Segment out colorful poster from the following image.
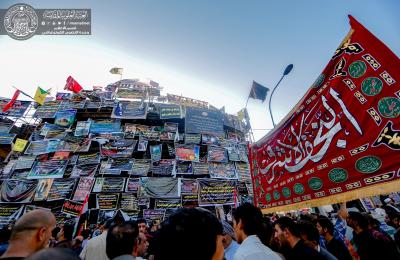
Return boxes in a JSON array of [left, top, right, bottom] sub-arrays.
[[0, 179, 38, 203], [27, 160, 68, 179], [101, 139, 136, 158], [208, 146, 228, 163], [198, 179, 236, 206], [112, 101, 148, 119], [175, 145, 200, 162], [185, 107, 224, 137], [62, 200, 84, 217], [52, 151, 70, 160], [34, 179, 54, 201], [139, 177, 180, 198], [180, 179, 199, 194], [151, 159, 175, 176], [24, 139, 61, 155], [56, 92, 72, 100], [75, 121, 91, 136], [125, 178, 140, 193], [54, 109, 77, 127], [209, 163, 237, 179], [60, 134, 91, 153], [124, 123, 137, 138], [90, 119, 121, 133], [155, 199, 182, 209], [0, 100, 31, 117], [14, 156, 36, 170], [250, 16, 400, 212], [137, 139, 148, 152], [73, 177, 95, 201], [96, 194, 119, 210], [0, 133, 16, 145], [202, 134, 220, 146], [47, 179, 76, 201], [175, 161, 193, 174], [150, 144, 162, 162]]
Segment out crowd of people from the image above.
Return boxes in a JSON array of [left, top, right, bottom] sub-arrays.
[[0, 201, 400, 260]]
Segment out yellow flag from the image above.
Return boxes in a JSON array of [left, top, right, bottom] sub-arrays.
[[13, 138, 28, 152], [34, 87, 48, 105]]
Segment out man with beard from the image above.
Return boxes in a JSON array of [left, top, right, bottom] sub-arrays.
[[273, 217, 324, 260]]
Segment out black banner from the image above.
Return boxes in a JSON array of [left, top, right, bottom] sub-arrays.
[[198, 179, 236, 206], [185, 107, 224, 137]]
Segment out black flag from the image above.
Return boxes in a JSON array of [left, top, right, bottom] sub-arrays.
[[249, 81, 269, 102]]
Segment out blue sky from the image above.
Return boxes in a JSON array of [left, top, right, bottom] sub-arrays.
[[1, 0, 399, 140]]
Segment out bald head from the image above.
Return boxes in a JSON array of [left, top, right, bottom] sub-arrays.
[[2, 209, 57, 258], [11, 209, 56, 239]]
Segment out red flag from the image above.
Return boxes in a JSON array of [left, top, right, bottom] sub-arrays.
[[2, 90, 20, 113], [65, 76, 83, 93], [250, 15, 400, 213]]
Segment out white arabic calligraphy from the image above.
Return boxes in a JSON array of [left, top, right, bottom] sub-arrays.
[[260, 88, 362, 184]]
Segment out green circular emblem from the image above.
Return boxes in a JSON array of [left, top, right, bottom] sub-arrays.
[[265, 193, 271, 202], [361, 77, 383, 96], [312, 74, 325, 88], [293, 183, 305, 195], [282, 187, 291, 198], [308, 177, 323, 191], [328, 168, 348, 183], [355, 156, 382, 174], [273, 190, 280, 200], [348, 60, 367, 78], [378, 97, 400, 118]]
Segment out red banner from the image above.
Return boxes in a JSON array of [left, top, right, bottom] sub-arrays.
[[250, 16, 400, 212]]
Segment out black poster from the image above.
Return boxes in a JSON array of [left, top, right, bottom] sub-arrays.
[[185, 107, 224, 137]]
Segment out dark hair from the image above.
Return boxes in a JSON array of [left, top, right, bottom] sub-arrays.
[[258, 217, 274, 247], [52, 226, 61, 239], [137, 218, 147, 225], [297, 221, 320, 243], [274, 216, 300, 237], [81, 229, 90, 239], [152, 208, 223, 260], [63, 223, 75, 241], [232, 203, 263, 236], [348, 212, 368, 230], [106, 221, 139, 259], [103, 219, 115, 230], [25, 248, 80, 260], [317, 217, 334, 235]]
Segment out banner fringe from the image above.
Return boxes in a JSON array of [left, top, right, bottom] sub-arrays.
[[261, 179, 400, 214]]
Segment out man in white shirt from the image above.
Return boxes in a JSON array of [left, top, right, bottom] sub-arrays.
[[80, 219, 114, 260], [232, 203, 282, 260]]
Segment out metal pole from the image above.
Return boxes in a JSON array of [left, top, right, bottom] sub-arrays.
[[268, 74, 285, 127]]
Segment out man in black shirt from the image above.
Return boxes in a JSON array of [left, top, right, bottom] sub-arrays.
[[347, 211, 400, 260], [274, 217, 324, 260], [316, 217, 352, 260]]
